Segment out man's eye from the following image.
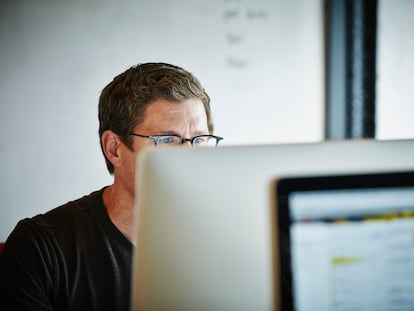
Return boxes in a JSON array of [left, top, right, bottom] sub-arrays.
[[158, 136, 179, 144], [193, 137, 207, 145]]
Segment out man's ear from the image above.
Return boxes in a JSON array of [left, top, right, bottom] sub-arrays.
[[101, 130, 122, 169]]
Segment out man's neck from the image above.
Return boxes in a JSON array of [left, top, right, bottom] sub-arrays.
[[103, 185, 137, 245]]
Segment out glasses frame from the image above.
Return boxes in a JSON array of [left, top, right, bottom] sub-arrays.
[[129, 133, 223, 147]]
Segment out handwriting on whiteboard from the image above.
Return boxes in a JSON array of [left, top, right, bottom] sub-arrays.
[[222, 0, 269, 70]]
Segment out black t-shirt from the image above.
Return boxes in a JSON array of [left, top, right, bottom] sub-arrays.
[[0, 188, 133, 311]]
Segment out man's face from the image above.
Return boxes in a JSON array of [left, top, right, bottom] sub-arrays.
[[118, 98, 209, 195]]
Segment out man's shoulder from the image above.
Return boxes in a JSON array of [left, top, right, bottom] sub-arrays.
[[18, 188, 106, 232], [44, 188, 105, 221]]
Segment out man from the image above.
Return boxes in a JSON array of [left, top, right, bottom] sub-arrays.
[[0, 63, 223, 310]]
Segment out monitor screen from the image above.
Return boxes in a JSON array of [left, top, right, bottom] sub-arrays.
[[276, 171, 414, 311]]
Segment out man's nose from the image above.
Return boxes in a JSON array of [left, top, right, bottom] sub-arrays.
[[181, 139, 192, 148]]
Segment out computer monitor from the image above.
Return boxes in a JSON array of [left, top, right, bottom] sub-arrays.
[[130, 139, 414, 310], [274, 171, 414, 311]]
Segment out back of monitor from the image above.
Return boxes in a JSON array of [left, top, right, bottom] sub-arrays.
[[131, 139, 414, 311]]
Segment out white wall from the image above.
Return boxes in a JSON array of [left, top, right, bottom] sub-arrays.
[[0, 0, 324, 240], [376, 0, 414, 139]]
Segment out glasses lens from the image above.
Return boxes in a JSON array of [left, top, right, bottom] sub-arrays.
[[156, 135, 182, 146], [192, 135, 219, 147]]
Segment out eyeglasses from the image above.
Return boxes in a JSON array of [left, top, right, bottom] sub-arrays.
[[129, 133, 223, 147]]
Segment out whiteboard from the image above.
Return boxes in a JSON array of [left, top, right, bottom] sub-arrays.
[[129, 0, 325, 145]]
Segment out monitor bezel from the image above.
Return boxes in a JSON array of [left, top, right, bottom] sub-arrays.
[[275, 170, 414, 310]]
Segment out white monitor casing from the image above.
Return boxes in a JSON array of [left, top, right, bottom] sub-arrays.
[[131, 139, 414, 311]]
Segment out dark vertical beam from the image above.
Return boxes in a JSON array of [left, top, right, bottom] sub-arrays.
[[346, 0, 378, 138], [325, 0, 378, 139]]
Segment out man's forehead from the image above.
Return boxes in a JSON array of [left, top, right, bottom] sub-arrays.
[[146, 98, 204, 113], [137, 98, 208, 130]]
